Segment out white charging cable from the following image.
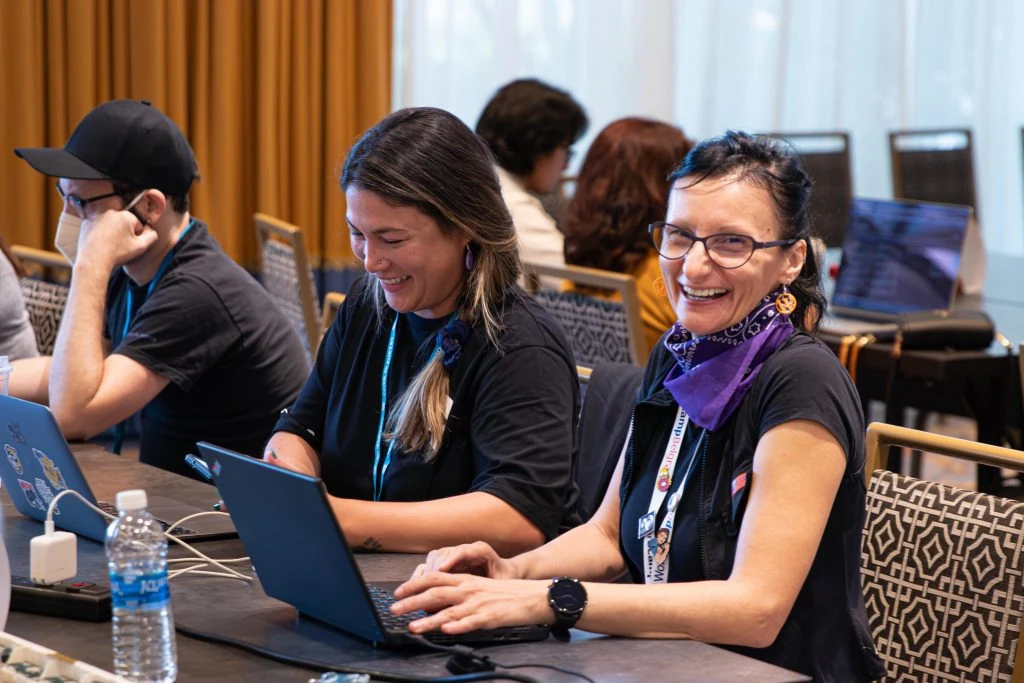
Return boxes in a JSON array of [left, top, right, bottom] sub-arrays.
[[33, 492, 250, 584], [162, 511, 252, 584]]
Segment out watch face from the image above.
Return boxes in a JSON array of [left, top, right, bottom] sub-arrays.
[[550, 580, 585, 612]]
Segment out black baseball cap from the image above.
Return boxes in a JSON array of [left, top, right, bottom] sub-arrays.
[[15, 99, 198, 196]]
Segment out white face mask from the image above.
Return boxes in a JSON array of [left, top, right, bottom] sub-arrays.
[[54, 212, 83, 265], [53, 191, 148, 265]]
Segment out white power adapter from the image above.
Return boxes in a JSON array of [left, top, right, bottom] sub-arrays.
[[30, 521, 77, 585]]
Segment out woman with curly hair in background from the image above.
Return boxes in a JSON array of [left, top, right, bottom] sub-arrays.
[[562, 118, 694, 353]]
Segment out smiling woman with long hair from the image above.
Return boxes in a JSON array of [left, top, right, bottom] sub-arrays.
[[561, 118, 693, 352], [264, 107, 581, 556]]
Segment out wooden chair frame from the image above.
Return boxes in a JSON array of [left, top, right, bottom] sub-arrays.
[[865, 421, 1024, 489], [254, 213, 320, 356], [576, 365, 592, 385], [10, 245, 72, 276], [523, 260, 647, 365], [320, 291, 346, 339]]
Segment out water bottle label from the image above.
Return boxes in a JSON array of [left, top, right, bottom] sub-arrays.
[[109, 569, 170, 610]]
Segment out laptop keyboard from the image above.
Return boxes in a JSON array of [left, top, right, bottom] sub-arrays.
[[367, 584, 429, 632], [96, 501, 199, 537]]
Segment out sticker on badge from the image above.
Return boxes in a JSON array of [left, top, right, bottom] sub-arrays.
[[638, 511, 656, 539], [32, 448, 67, 490], [18, 479, 45, 510], [5, 444, 23, 474], [7, 421, 25, 444]]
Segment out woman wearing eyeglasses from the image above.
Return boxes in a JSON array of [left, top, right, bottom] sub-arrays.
[[391, 131, 885, 682]]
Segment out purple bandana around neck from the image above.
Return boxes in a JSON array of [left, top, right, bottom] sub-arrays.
[[662, 289, 795, 431]]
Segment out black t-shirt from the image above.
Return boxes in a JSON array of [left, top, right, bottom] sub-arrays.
[[621, 333, 864, 584], [274, 277, 581, 540], [105, 220, 309, 479]]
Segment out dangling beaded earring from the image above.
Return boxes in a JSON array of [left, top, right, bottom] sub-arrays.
[[464, 244, 476, 272], [775, 284, 797, 316]]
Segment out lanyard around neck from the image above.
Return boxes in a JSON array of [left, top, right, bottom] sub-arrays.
[[119, 219, 195, 344], [111, 219, 195, 456], [640, 407, 701, 584], [372, 315, 400, 501]]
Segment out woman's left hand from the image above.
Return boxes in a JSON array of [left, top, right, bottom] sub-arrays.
[[391, 573, 552, 635]]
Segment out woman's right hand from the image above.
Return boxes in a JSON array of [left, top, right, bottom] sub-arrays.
[[410, 541, 521, 580]]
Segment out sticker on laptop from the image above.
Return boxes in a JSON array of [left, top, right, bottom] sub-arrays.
[[5, 444, 22, 474], [32, 448, 67, 490], [18, 479, 44, 510], [34, 477, 55, 506], [7, 421, 25, 444]]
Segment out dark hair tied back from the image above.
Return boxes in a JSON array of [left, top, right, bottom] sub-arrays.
[[669, 130, 825, 331]]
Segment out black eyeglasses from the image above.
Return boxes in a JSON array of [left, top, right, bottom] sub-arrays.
[[649, 221, 798, 269], [54, 182, 120, 216]]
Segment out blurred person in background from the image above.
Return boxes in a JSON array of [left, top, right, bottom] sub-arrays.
[[562, 117, 694, 353]]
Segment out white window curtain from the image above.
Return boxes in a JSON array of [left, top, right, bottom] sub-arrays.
[[394, 0, 1024, 254]]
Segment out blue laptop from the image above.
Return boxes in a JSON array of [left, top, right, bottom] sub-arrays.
[[0, 395, 235, 542], [199, 441, 551, 646], [820, 197, 972, 334]]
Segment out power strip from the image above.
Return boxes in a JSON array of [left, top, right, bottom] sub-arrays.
[[10, 576, 112, 622]]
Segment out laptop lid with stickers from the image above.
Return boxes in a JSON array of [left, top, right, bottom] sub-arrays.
[[0, 396, 234, 543], [1, 396, 107, 540]]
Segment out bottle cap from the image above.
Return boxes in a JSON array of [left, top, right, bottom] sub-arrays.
[[115, 489, 148, 511], [0, 355, 11, 373]]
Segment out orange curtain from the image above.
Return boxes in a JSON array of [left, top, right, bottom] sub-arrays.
[[0, 0, 391, 270]]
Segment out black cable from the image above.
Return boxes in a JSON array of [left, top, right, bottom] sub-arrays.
[[174, 621, 539, 682], [406, 635, 596, 683]]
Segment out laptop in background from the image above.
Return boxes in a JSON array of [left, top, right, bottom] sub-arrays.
[[819, 197, 972, 335], [0, 396, 236, 543], [198, 441, 551, 647]]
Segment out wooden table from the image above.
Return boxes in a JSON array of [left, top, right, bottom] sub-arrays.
[[2, 444, 809, 682]]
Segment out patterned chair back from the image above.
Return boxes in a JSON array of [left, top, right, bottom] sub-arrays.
[[523, 261, 646, 366], [862, 470, 1024, 682], [254, 214, 321, 364], [863, 422, 1024, 682], [19, 278, 69, 356], [11, 246, 72, 356]]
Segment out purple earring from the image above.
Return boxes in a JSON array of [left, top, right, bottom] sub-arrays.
[[465, 245, 475, 272]]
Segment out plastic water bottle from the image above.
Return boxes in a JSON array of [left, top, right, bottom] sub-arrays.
[[105, 489, 177, 682]]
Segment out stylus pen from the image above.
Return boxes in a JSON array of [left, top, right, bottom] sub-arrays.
[[184, 453, 212, 481]]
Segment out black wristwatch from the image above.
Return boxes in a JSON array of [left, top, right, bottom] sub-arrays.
[[547, 576, 587, 641]]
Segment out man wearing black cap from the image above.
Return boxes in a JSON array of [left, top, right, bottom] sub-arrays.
[[13, 99, 309, 480]]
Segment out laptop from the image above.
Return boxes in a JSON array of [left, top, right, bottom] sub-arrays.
[[198, 441, 551, 646], [819, 197, 972, 335], [0, 396, 236, 543]]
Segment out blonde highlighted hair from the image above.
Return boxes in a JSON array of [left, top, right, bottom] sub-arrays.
[[341, 107, 521, 460]]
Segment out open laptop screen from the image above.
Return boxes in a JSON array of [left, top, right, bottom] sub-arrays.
[[832, 198, 971, 316]]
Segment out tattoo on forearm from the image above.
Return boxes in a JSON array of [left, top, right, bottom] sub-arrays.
[[360, 537, 383, 552]]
